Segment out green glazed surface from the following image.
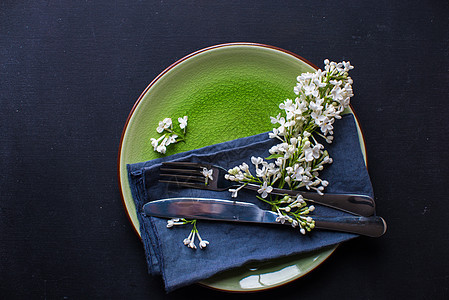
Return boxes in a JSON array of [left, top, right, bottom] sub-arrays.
[[118, 43, 365, 292]]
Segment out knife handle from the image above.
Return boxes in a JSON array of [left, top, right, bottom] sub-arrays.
[[245, 183, 375, 217], [313, 216, 387, 237]]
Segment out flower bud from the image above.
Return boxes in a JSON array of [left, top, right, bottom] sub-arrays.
[[280, 195, 291, 203]]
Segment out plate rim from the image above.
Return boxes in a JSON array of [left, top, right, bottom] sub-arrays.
[[117, 42, 368, 292]]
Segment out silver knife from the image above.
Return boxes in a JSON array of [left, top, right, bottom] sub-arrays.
[[143, 197, 387, 237]]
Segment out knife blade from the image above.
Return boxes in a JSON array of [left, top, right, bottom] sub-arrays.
[[143, 197, 386, 237]]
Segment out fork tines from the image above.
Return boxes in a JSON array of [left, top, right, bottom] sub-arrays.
[[159, 161, 208, 187]]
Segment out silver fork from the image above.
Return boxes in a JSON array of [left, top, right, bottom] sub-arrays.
[[159, 161, 376, 217]]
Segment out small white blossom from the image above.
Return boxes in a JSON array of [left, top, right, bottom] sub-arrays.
[[165, 134, 178, 146], [183, 231, 193, 245], [199, 240, 209, 249], [178, 116, 188, 130], [197, 232, 209, 249], [276, 212, 288, 224], [229, 188, 238, 198], [156, 143, 167, 154], [150, 134, 166, 151], [157, 118, 172, 133], [188, 231, 197, 249], [229, 184, 245, 198], [239, 162, 249, 173], [309, 98, 324, 111], [330, 86, 344, 102], [251, 156, 263, 166], [166, 218, 183, 228], [303, 143, 323, 162], [269, 127, 282, 140], [291, 219, 299, 227], [257, 181, 273, 198], [201, 167, 213, 184]]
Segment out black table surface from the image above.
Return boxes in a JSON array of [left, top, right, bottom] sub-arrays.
[[1, 1, 448, 299]]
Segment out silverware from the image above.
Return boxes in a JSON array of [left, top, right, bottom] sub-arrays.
[[143, 197, 387, 237], [159, 161, 376, 217]]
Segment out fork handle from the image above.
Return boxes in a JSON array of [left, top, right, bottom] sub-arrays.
[[313, 216, 386, 237], [243, 184, 375, 217]]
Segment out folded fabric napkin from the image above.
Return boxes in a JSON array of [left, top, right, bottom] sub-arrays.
[[127, 114, 374, 292]]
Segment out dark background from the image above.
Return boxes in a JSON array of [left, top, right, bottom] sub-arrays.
[[1, 1, 448, 299]]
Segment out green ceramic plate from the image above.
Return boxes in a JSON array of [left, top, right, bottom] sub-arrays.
[[118, 43, 366, 292]]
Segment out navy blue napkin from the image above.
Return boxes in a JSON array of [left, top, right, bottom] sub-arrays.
[[127, 114, 373, 292]]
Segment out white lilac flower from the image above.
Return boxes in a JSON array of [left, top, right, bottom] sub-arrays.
[[266, 163, 279, 177], [303, 83, 319, 97], [178, 116, 188, 130], [199, 240, 209, 249], [291, 165, 305, 181], [270, 113, 283, 124], [156, 143, 167, 154], [309, 98, 324, 111], [257, 181, 273, 198], [183, 231, 193, 245], [269, 127, 282, 140], [325, 135, 334, 143], [156, 118, 173, 133], [313, 77, 327, 88], [188, 242, 197, 250], [311, 111, 326, 126], [279, 98, 294, 111], [320, 119, 334, 135], [256, 164, 267, 178], [330, 86, 344, 102], [188, 231, 197, 249], [323, 155, 333, 164], [239, 162, 249, 173], [276, 212, 288, 224], [228, 166, 240, 175], [251, 156, 263, 166], [166, 218, 185, 228], [197, 232, 209, 249], [297, 72, 314, 81], [201, 167, 213, 185], [291, 219, 299, 227], [341, 96, 351, 108], [228, 188, 239, 198], [165, 134, 178, 146], [224, 174, 234, 181], [150, 134, 166, 150], [303, 143, 322, 162], [330, 79, 342, 86], [283, 206, 291, 212]]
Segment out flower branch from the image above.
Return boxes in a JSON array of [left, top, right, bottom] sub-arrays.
[[226, 59, 354, 234], [150, 116, 188, 154]]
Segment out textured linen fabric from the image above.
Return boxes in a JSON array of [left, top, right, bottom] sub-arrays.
[[127, 114, 373, 292]]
